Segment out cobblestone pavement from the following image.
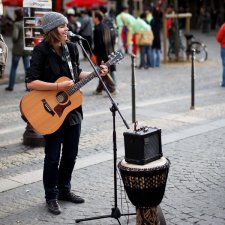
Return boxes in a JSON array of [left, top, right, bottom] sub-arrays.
[[0, 31, 225, 225]]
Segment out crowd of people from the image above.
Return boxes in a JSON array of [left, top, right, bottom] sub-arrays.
[[61, 4, 163, 94], [64, 4, 163, 76], [3, 4, 165, 93], [3, 2, 225, 92]]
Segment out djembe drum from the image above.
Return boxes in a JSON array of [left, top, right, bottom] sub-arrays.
[[118, 157, 170, 225]]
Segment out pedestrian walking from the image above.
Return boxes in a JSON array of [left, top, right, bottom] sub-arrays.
[[216, 22, 225, 87], [5, 8, 31, 91], [66, 8, 79, 35], [25, 11, 108, 215], [78, 10, 93, 58], [150, 7, 162, 67], [99, 5, 118, 83], [116, 4, 136, 54], [145, 7, 153, 24], [133, 13, 153, 69], [92, 10, 117, 95], [201, 7, 211, 33]]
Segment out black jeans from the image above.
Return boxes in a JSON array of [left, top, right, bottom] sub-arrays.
[[43, 118, 81, 201]]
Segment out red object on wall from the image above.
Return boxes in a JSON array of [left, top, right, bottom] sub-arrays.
[[55, 0, 62, 12], [2, 0, 23, 7], [65, 0, 107, 8]]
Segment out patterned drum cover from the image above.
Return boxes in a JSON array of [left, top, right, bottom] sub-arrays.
[[118, 157, 170, 208]]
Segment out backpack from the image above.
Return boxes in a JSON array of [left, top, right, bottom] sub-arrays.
[[103, 16, 118, 45], [0, 34, 8, 77]]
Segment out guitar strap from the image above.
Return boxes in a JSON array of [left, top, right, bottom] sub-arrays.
[[63, 43, 76, 83]]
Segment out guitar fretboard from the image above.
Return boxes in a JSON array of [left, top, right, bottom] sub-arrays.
[[66, 62, 110, 96]]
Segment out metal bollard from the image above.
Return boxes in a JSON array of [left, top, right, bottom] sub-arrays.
[[23, 123, 45, 147], [131, 53, 136, 123], [190, 48, 195, 110]]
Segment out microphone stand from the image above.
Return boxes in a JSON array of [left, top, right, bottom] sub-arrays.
[[74, 40, 134, 224]]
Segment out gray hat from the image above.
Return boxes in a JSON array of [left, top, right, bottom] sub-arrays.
[[42, 12, 68, 34]]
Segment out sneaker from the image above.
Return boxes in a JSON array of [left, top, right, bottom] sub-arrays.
[[58, 192, 85, 204], [92, 90, 102, 95], [46, 199, 61, 215], [5, 87, 13, 91]]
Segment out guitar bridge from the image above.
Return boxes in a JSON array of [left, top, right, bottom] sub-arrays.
[[42, 99, 55, 116]]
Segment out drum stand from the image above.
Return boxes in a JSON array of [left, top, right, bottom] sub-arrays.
[[75, 40, 134, 224]]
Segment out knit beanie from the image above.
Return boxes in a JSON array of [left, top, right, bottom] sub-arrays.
[[42, 12, 68, 34]]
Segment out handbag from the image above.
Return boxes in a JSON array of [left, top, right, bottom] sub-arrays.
[[136, 30, 154, 46]]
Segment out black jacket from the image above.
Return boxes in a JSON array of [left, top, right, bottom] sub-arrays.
[[150, 17, 162, 50], [26, 41, 82, 83], [26, 41, 83, 124], [93, 23, 114, 65]]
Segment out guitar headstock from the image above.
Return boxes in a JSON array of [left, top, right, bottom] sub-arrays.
[[106, 50, 124, 67]]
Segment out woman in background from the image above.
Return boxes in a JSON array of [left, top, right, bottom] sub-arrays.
[[5, 9, 31, 91]]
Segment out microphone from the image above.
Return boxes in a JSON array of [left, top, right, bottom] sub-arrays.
[[67, 31, 85, 41]]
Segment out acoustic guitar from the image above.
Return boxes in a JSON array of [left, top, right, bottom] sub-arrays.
[[20, 50, 124, 135]]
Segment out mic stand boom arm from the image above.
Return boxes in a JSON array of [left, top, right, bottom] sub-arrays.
[[75, 40, 132, 224]]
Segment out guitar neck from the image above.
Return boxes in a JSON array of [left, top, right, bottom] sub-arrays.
[[66, 62, 110, 96]]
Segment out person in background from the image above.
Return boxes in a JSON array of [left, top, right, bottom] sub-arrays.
[[66, 8, 79, 35], [133, 12, 152, 69], [99, 5, 117, 83], [79, 10, 93, 58], [25, 12, 108, 215], [165, 4, 174, 49], [150, 7, 162, 67], [145, 7, 153, 24], [116, 4, 136, 54], [201, 7, 211, 33], [216, 22, 225, 87], [92, 10, 116, 95], [5, 8, 31, 91], [210, 8, 218, 30]]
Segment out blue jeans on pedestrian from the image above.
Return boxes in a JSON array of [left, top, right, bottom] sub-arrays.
[[8, 54, 30, 89], [220, 47, 225, 86], [150, 48, 161, 67], [43, 118, 81, 201], [139, 45, 151, 68]]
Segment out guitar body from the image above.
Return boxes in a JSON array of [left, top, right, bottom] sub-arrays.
[[20, 76, 83, 135]]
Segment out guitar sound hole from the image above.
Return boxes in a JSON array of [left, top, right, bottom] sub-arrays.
[[56, 92, 68, 104]]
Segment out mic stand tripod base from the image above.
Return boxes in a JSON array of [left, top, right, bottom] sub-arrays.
[[75, 207, 135, 223]]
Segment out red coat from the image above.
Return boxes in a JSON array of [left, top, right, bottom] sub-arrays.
[[216, 23, 225, 48]]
